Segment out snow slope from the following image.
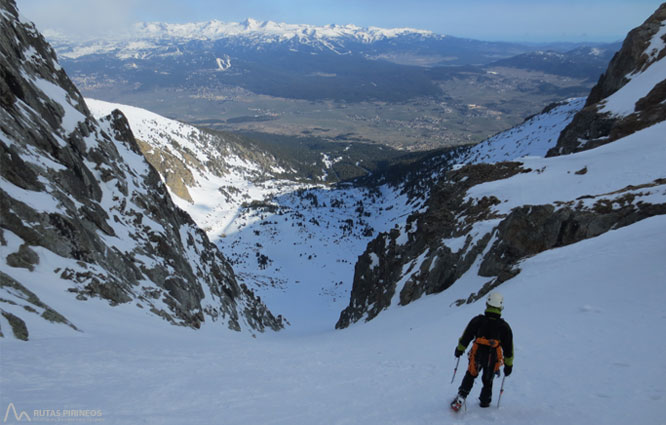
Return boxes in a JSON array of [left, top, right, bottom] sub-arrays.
[[426, 120, 666, 316], [220, 184, 418, 331], [2, 214, 664, 424], [86, 99, 422, 332], [466, 121, 666, 216], [86, 98, 298, 237], [458, 98, 584, 164]]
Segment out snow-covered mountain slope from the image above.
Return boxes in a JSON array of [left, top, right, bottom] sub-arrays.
[[337, 4, 666, 328], [85, 98, 300, 236], [0, 0, 281, 339], [85, 99, 424, 331], [455, 97, 585, 165], [219, 184, 419, 330], [2, 214, 664, 424], [465, 123, 666, 215]]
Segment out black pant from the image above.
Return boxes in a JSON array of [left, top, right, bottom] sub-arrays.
[[458, 349, 497, 404]]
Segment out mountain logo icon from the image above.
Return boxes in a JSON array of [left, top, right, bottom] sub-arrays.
[[3, 403, 31, 422]]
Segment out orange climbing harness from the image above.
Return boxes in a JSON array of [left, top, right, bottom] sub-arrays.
[[467, 336, 504, 377]]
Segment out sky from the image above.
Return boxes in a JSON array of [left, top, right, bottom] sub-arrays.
[[15, 0, 664, 42]]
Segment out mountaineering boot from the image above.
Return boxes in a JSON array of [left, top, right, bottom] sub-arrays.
[[479, 384, 492, 408], [450, 394, 465, 412]]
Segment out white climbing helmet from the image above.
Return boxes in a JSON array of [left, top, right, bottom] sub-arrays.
[[486, 292, 504, 310]]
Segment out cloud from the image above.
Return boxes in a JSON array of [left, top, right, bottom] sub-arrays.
[[16, 0, 187, 38]]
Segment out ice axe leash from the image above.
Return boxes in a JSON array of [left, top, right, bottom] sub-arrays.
[[450, 356, 460, 384], [497, 375, 506, 408]]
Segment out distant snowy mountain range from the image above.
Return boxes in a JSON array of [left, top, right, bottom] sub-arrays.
[[49, 18, 437, 59], [48, 17, 617, 68]]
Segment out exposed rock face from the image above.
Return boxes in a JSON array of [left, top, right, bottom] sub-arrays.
[[548, 4, 666, 156], [337, 162, 526, 328], [0, 0, 282, 338], [135, 138, 196, 203], [476, 196, 666, 289]]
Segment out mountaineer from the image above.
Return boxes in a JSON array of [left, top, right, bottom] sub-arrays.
[[450, 292, 514, 411]]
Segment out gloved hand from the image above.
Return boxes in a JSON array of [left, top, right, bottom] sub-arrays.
[[455, 348, 464, 358], [504, 365, 513, 376]]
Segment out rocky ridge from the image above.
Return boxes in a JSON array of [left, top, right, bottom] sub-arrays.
[[0, 0, 282, 340], [549, 4, 666, 156]]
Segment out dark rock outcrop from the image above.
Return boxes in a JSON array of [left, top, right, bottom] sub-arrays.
[[548, 4, 666, 156], [0, 0, 282, 337], [478, 195, 666, 281], [337, 162, 527, 328]]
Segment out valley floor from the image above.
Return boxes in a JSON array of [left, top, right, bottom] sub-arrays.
[[2, 215, 664, 425]]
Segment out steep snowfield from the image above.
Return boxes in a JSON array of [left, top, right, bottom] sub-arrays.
[[2, 214, 664, 424]]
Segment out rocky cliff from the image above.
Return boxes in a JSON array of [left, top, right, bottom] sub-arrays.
[[548, 4, 666, 156], [0, 0, 282, 339], [337, 4, 666, 328]]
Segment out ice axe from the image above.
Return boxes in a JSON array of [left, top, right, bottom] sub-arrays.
[[497, 375, 506, 408], [450, 356, 460, 384]]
